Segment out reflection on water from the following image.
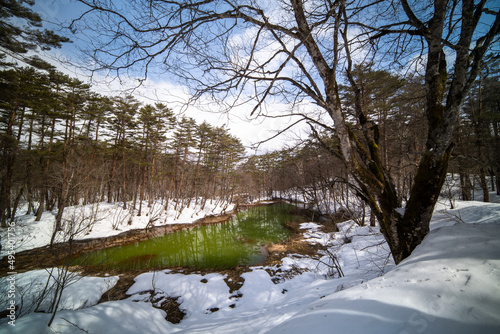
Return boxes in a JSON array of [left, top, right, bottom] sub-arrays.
[[77, 204, 299, 270]]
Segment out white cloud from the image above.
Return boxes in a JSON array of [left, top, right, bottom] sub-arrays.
[[92, 73, 312, 153]]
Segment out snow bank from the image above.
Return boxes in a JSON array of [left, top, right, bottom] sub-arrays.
[[127, 271, 235, 321], [0, 200, 234, 257], [8, 300, 173, 334], [267, 222, 500, 334], [0, 270, 118, 316]]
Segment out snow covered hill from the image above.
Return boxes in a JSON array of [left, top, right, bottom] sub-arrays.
[[268, 221, 500, 333], [1, 199, 500, 333]]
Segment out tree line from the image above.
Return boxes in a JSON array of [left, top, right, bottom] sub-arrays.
[[71, 0, 500, 263], [0, 66, 246, 231], [2, 59, 499, 241], [246, 62, 500, 217], [452, 64, 500, 203]]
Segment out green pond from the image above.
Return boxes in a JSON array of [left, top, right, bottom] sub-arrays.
[[76, 203, 303, 270]]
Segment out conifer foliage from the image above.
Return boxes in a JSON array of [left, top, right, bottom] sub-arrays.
[[0, 67, 246, 229]]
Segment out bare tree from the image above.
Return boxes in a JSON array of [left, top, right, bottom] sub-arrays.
[[72, 0, 500, 263]]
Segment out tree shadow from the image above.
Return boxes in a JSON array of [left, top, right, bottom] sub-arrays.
[[267, 298, 500, 334]]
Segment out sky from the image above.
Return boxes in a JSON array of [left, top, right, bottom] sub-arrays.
[[19, 0, 500, 155], [29, 0, 310, 154]]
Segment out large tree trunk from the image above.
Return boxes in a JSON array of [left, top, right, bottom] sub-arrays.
[[396, 148, 452, 262]]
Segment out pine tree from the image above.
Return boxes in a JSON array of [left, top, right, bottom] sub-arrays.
[[0, 0, 70, 69], [0, 67, 46, 225], [170, 117, 196, 212], [51, 73, 90, 244], [81, 94, 113, 204], [109, 95, 139, 209]]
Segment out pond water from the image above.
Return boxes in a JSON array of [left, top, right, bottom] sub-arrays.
[[76, 203, 303, 270]]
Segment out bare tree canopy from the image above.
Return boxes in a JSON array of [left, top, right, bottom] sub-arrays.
[[71, 0, 500, 263]]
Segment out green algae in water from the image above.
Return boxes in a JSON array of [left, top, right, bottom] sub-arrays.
[[77, 204, 301, 270]]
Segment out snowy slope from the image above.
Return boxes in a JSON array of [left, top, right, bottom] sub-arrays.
[[1, 199, 500, 333], [267, 222, 500, 334]]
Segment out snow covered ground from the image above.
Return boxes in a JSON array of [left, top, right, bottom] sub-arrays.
[[1, 196, 500, 333]]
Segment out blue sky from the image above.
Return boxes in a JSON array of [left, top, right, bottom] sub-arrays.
[[28, 0, 500, 154], [29, 0, 305, 153]]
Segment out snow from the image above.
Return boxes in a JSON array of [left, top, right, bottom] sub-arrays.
[[269, 222, 500, 334], [300, 222, 332, 246], [7, 300, 174, 334], [0, 270, 118, 313], [2, 197, 500, 333], [127, 271, 235, 321]]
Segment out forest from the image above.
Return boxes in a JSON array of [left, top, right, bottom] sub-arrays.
[[1, 61, 499, 238], [0, 66, 247, 225], [1, 0, 498, 266]]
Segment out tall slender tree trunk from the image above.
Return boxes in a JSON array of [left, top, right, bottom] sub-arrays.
[[148, 136, 159, 208], [165, 153, 178, 210], [52, 107, 77, 245], [107, 151, 118, 203], [137, 144, 147, 216], [36, 117, 56, 221], [460, 172, 472, 201], [191, 147, 203, 207], [121, 136, 127, 210], [25, 115, 35, 214], [174, 146, 188, 212], [479, 169, 490, 202], [496, 169, 500, 196], [85, 120, 101, 205]]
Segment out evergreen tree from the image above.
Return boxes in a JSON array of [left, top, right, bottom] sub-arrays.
[[0, 0, 70, 69], [109, 95, 139, 208]]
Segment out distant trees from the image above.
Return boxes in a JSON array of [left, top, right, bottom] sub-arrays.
[[243, 66, 427, 220], [0, 66, 246, 233], [452, 61, 500, 201], [339, 64, 427, 203]]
